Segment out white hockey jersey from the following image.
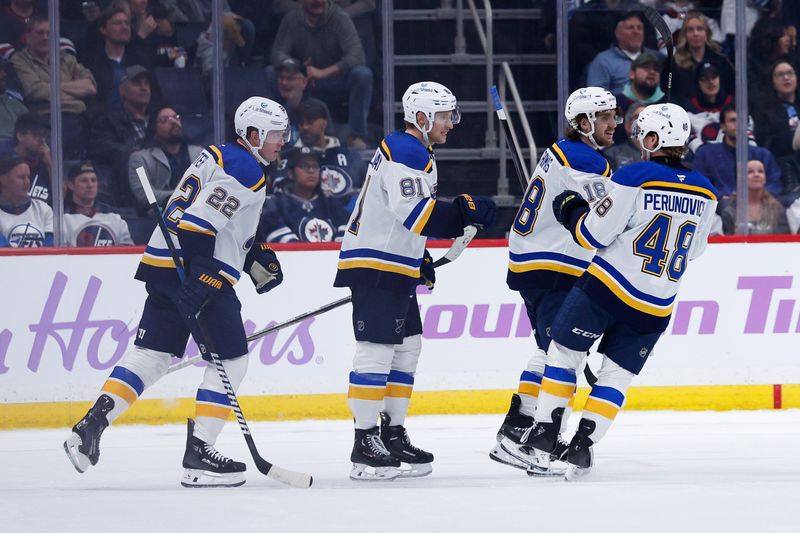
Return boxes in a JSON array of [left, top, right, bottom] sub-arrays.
[[507, 138, 612, 291], [334, 131, 463, 293], [62, 204, 133, 247], [0, 199, 53, 247], [569, 158, 718, 332], [135, 142, 267, 286]]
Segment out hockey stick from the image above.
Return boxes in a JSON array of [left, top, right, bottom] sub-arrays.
[[641, 6, 674, 103], [168, 225, 480, 374], [490, 86, 599, 386], [135, 166, 313, 489]]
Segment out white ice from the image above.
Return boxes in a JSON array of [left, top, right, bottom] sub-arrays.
[[2, 411, 799, 533]]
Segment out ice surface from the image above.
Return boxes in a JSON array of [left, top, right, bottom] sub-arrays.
[[2, 411, 799, 533]]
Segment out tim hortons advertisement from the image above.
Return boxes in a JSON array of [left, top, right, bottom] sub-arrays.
[[1, 242, 800, 404]]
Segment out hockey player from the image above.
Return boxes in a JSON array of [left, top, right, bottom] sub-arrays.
[[335, 81, 497, 480], [528, 103, 717, 480], [259, 146, 351, 242], [490, 87, 620, 473], [63, 96, 290, 488]]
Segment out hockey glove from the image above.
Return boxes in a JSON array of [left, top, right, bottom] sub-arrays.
[[419, 248, 435, 289], [175, 256, 226, 321], [244, 243, 284, 294], [454, 194, 497, 228], [552, 190, 590, 231]]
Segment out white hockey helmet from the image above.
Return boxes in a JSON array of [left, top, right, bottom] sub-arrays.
[[565, 87, 621, 139], [402, 82, 461, 140], [234, 96, 290, 165], [633, 103, 691, 153]]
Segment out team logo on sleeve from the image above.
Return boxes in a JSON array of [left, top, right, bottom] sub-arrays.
[[320, 166, 353, 198], [8, 223, 45, 247], [300, 217, 335, 242]]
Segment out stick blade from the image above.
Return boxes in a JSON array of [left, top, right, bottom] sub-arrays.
[[267, 465, 314, 488], [433, 225, 478, 268]]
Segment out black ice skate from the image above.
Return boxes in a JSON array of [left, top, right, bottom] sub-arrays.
[[63, 394, 114, 473], [181, 419, 246, 488], [350, 426, 400, 481], [489, 394, 537, 470], [524, 407, 569, 477], [564, 418, 595, 481], [380, 413, 433, 478]]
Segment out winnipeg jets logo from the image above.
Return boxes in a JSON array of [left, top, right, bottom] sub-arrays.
[[320, 166, 352, 197], [300, 217, 334, 242], [677, 174, 686, 182]]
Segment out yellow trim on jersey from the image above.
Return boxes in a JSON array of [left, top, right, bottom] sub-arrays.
[[411, 199, 436, 234], [347, 385, 386, 401], [177, 220, 216, 235], [101, 380, 138, 405], [385, 384, 413, 398], [209, 145, 224, 169], [587, 264, 674, 317], [641, 181, 717, 201], [337, 259, 420, 278], [583, 397, 620, 419], [219, 270, 237, 285], [423, 158, 433, 173], [195, 403, 231, 420], [574, 212, 596, 250], [507, 260, 584, 277], [550, 143, 571, 168], [249, 174, 266, 192], [140, 255, 178, 268], [380, 140, 393, 161], [603, 160, 611, 177]]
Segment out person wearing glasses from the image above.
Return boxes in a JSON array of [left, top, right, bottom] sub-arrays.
[[259, 146, 350, 242], [128, 105, 203, 209]]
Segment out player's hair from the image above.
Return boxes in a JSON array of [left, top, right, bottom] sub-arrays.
[[565, 114, 589, 140], [659, 145, 688, 158]]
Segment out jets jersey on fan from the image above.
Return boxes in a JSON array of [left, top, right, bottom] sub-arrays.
[[135, 143, 267, 285], [507, 138, 612, 291], [259, 188, 350, 242], [63, 203, 133, 247], [569, 159, 718, 332], [0, 199, 53, 247], [334, 131, 463, 293]]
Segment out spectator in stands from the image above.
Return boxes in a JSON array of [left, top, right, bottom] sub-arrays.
[[63, 160, 134, 246], [0, 58, 27, 143], [0, 0, 43, 50], [160, 0, 233, 22], [604, 103, 644, 171], [275, 98, 364, 209], [685, 61, 733, 153], [694, 104, 783, 199], [616, 52, 665, 112], [659, 2, 723, 47], [748, 16, 792, 100], [716, 159, 789, 235], [586, 11, 659, 95], [668, 11, 734, 106], [260, 146, 349, 242], [753, 59, 800, 159], [0, 154, 52, 247], [270, 0, 373, 149], [82, 5, 152, 114], [149, 4, 188, 68], [273, 57, 310, 145], [11, 17, 97, 159], [195, 12, 252, 75], [567, 0, 653, 90], [127, 0, 158, 42], [0, 112, 51, 204], [128, 105, 202, 208], [88, 64, 152, 204]]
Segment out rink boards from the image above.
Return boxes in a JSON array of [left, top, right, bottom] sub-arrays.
[[1, 238, 800, 428]]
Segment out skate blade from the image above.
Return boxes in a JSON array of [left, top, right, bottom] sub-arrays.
[[488, 442, 529, 470], [181, 468, 246, 488], [565, 464, 591, 481], [396, 462, 432, 478], [526, 461, 568, 478], [63, 433, 90, 473], [498, 437, 541, 469], [349, 463, 399, 481]]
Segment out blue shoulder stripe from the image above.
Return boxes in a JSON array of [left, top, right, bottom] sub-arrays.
[[216, 143, 265, 190], [383, 131, 432, 172]]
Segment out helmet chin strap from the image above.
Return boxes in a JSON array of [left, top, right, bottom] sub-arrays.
[[242, 136, 271, 166], [578, 116, 601, 150], [414, 114, 434, 145]]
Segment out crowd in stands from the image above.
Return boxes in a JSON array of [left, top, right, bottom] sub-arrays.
[[0, 0, 375, 247], [563, 0, 800, 236], [3, 0, 800, 247]]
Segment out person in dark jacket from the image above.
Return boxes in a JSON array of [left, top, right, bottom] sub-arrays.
[[752, 58, 800, 159]]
